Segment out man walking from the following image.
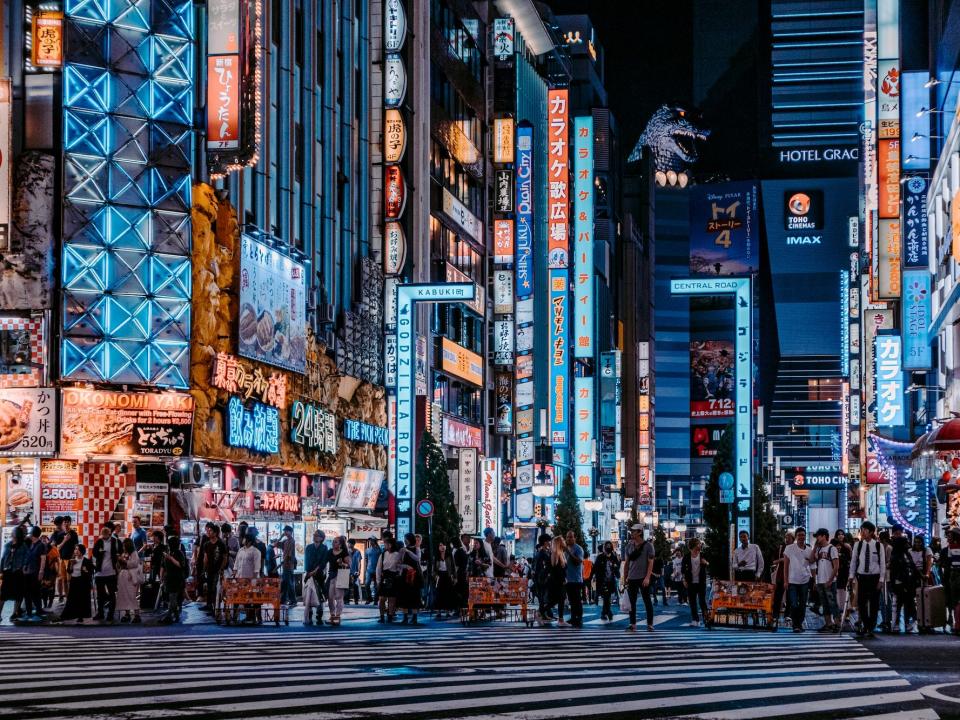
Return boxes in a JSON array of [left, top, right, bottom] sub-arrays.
[[682, 537, 712, 628], [347, 540, 362, 604], [851, 521, 885, 638], [812, 528, 840, 632], [303, 530, 328, 624], [733, 531, 764, 582], [781, 527, 812, 632], [280, 525, 298, 607], [623, 524, 655, 632], [364, 537, 382, 603], [563, 531, 585, 628]]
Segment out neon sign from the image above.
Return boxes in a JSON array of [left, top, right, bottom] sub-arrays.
[[226, 397, 280, 454]]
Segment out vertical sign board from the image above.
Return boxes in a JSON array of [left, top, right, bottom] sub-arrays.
[[549, 269, 569, 447], [0, 80, 10, 250], [599, 351, 621, 489], [547, 89, 569, 269], [671, 278, 753, 534], [573, 376, 593, 499], [875, 332, 905, 427], [458, 448, 477, 534], [480, 459, 502, 536], [515, 125, 534, 298], [492, 17, 515, 61], [573, 116, 594, 358], [901, 269, 931, 369], [207, 55, 241, 149], [902, 176, 928, 268], [393, 284, 475, 538]]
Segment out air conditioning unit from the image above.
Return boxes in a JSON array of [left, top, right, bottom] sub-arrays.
[[190, 461, 209, 486], [318, 302, 336, 325]]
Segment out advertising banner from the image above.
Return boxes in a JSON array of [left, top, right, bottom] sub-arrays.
[[383, 108, 406, 164], [689, 181, 758, 275], [207, 0, 240, 54], [238, 235, 307, 372], [31, 11, 64, 68], [0, 388, 55, 457], [441, 338, 483, 386], [480, 459, 501, 535], [494, 219, 514, 266], [207, 55, 240, 149], [599, 351, 620, 489], [494, 170, 513, 214], [493, 270, 514, 315], [335, 467, 385, 511], [878, 138, 900, 219], [492, 18, 514, 60], [494, 118, 515, 164], [384, 54, 407, 108], [902, 176, 928, 268], [573, 116, 594, 358], [493, 320, 514, 365], [442, 415, 483, 450], [549, 268, 569, 446], [384, 0, 407, 51], [690, 340, 734, 418], [875, 332, 904, 427], [459, 448, 477, 534], [547, 89, 569, 269], [515, 125, 533, 297], [691, 425, 723, 458], [901, 269, 931, 369], [573, 376, 593, 498], [495, 372, 513, 435], [61, 389, 194, 458], [877, 219, 901, 299], [39, 459, 80, 525]]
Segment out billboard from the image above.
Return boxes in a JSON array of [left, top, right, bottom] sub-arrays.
[[441, 338, 483, 386], [599, 351, 620, 489], [515, 125, 533, 297], [494, 372, 513, 434], [547, 89, 569, 269], [206, 55, 240, 149], [0, 388, 56, 457], [573, 116, 594, 358], [573, 376, 593, 498], [875, 332, 904, 427], [690, 340, 734, 418], [691, 425, 724, 458], [335, 467, 385, 511], [494, 118, 515, 164], [902, 269, 931, 370], [549, 268, 569, 446], [902, 176, 928, 268], [39, 460, 80, 525], [238, 235, 307, 372], [690, 181, 758, 275], [878, 138, 900, 218]]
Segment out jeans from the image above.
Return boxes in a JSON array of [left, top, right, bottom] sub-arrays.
[[95, 575, 118, 619], [653, 576, 667, 604], [856, 574, 881, 632], [892, 584, 917, 629], [281, 568, 296, 605], [787, 582, 809, 629], [816, 581, 839, 620], [688, 583, 709, 624], [627, 579, 654, 627], [565, 582, 584, 625], [328, 582, 344, 618], [204, 572, 219, 608], [364, 574, 377, 602], [164, 588, 183, 620]]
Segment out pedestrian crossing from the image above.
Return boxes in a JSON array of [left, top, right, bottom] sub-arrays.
[[0, 620, 938, 719]]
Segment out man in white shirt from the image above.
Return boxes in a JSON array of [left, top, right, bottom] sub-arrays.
[[733, 531, 765, 582], [811, 528, 840, 632], [850, 520, 885, 638], [781, 527, 813, 633]]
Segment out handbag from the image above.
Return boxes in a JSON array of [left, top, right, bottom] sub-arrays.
[[336, 567, 351, 590]]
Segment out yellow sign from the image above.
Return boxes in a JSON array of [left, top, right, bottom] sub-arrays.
[[384, 108, 406, 164], [32, 11, 64, 68], [441, 338, 483, 386], [493, 117, 515, 164]]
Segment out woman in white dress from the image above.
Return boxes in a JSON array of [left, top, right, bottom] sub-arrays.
[[117, 538, 143, 623]]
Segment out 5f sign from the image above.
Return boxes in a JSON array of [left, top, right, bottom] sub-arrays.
[[393, 284, 475, 538]]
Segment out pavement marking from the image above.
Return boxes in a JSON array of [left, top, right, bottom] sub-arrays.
[[919, 682, 960, 705], [697, 691, 937, 719]]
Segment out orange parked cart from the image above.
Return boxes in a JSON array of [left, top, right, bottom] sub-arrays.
[[217, 576, 289, 626], [710, 580, 777, 630], [462, 577, 531, 625]]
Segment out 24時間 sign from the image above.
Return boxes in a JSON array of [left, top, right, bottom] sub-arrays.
[[289, 400, 337, 454]]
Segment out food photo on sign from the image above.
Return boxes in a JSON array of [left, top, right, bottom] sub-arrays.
[[0, 388, 56, 456]]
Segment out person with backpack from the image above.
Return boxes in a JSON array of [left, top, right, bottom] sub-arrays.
[[622, 524, 655, 632], [850, 520, 885, 638], [811, 529, 840, 632], [593, 541, 620, 620], [889, 534, 921, 633]]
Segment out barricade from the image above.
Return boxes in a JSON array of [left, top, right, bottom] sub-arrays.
[[462, 577, 530, 625], [217, 577, 289, 626], [709, 580, 777, 630]]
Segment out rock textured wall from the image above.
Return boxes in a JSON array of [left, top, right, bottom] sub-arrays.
[[190, 183, 387, 475]]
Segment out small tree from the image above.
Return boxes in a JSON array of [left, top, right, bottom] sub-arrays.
[[415, 431, 460, 548], [553, 472, 586, 549], [652, 525, 672, 565]]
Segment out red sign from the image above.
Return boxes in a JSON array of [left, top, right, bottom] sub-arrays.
[[385, 165, 406, 220], [207, 55, 240, 149], [259, 492, 300, 513], [690, 399, 734, 419], [442, 416, 483, 450], [547, 89, 569, 268], [494, 219, 514, 265]]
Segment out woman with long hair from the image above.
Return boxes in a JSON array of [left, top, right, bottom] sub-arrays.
[[550, 536, 568, 626], [326, 535, 351, 626], [376, 536, 402, 623], [58, 545, 94, 623], [397, 533, 423, 625], [116, 537, 143, 624], [434, 542, 457, 619]]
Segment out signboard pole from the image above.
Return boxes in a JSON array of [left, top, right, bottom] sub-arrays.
[[393, 283, 475, 540]]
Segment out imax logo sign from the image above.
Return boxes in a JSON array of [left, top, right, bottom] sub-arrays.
[[786, 235, 822, 245]]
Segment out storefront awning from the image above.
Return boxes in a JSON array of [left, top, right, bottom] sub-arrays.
[[911, 418, 960, 459]]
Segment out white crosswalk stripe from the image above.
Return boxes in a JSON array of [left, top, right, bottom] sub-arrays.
[[0, 623, 938, 719]]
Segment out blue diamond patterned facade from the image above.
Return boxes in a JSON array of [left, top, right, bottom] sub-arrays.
[[61, 0, 194, 388]]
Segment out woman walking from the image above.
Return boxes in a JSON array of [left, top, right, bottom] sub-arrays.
[[593, 541, 620, 621], [377, 535, 401, 622], [0, 526, 28, 621], [58, 545, 94, 623], [397, 533, 423, 625], [549, 536, 568, 626], [682, 538, 712, 628], [234, 531, 261, 624], [117, 538, 144, 623], [434, 542, 458, 619], [326, 536, 350, 626]]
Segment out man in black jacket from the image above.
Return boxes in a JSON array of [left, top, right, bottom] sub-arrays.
[[532, 535, 553, 621], [92, 523, 122, 622], [593, 541, 620, 620]]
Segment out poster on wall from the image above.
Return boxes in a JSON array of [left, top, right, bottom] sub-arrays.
[[495, 372, 513, 435], [238, 235, 307, 372], [690, 340, 734, 418], [0, 388, 56, 457], [206, 55, 240, 149], [3, 458, 37, 524], [459, 448, 477, 534], [61, 389, 194, 458], [39, 459, 80, 525], [689, 181, 758, 275], [335, 467, 385, 511]]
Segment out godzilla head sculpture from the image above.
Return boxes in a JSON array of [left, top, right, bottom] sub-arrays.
[[628, 104, 710, 176]]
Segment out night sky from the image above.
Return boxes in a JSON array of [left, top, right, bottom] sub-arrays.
[[545, 0, 695, 150]]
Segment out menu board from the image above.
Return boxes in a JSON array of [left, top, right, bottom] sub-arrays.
[[60, 389, 194, 458], [0, 388, 56, 457], [39, 459, 80, 525], [238, 235, 307, 373], [2, 458, 37, 524]]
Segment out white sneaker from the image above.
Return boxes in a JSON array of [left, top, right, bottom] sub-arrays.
[[906, 621, 917, 633], [690, 620, 700, 627]]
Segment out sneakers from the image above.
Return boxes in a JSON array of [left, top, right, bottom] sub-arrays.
[[557, 619, 569, 627], [690, 620, 700, 627]]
